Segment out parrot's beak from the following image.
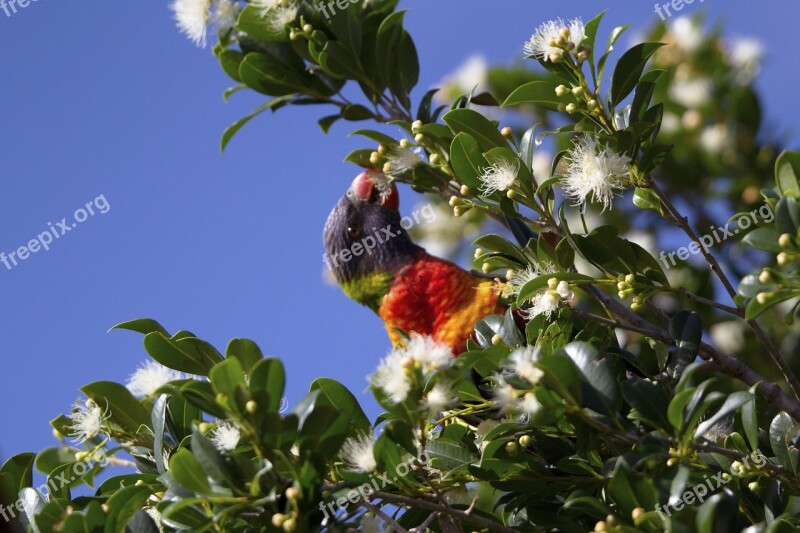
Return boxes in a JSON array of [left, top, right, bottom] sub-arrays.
[[347, 170, 400, 211]]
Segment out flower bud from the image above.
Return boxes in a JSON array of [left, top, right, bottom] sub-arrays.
[[429, 153, 440, 165], [491, 334, 504, 346], [756, 292, 770, 304], [555, 85, 570, 97], [565, 103, 578, 114], [272, 514, 287, 528], [594, 521, 607, 532], [506, 269, 515, 281], [399, 138, 411, 149], [411, 120, 423, 131], [369, 151, 381, 164], [377, 144, 387, 154], [625, 274, 635, 284], [414, 133, 425, 143], [519, 435, 532, 447], [504, 441, 518, 454], [285, 487, 300, 500], [779, 233, 793, 248], [571, 86, 585, 98], [632, 507, 645, 520], [382, 162, 393, 174], [481, 262, 492, 274], [449, 196, 461, 207], [748, 481, 759, 492], [587, 99, 598, 110], [759, 270, 771, 283], [246, 400, 258, 414], [454, 205, 470, 217], [501, 126, 513, 138], [577, 49, 589, 62], [666, 458, 677, 467], [302, 23, 313, 33], [506, 189, 516, 199], [460, 184, 471, 195], [547, 277, 559, 290], [474, 248, 485, 259], [777, 252, 790, 266]]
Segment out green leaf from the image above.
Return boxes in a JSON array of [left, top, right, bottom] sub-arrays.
[[426, 439, 474, 474], [225, 338, 264, 372], [621, 379, 670, 431], [695, 391, 754, 439], [745, 289, 800, 320], [742, 227, 782, 252], [610, 42, 664, 106], [516, 272, 594, 305], [0, 453, 35, 507], [775, 150, 800, 197], [169, 449, 213, 496], [770, 412, 798, 472], [80, 381, 151, 435], [209, 357, 247, 408], [442, 108, 508, 152], [250, 358, 286, 412], [473, 234, 527, 265], [667, 311, 702, 381], [502, 81, 561, 110], [449, 132, 488, 190], [236, 5, 291, 42], [310, 378, 370, 435], [143, 332, 218, 376], [110, 318, 169, 337]]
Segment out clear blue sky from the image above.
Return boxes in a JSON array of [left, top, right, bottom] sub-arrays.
[[1, 1, 798, 459]]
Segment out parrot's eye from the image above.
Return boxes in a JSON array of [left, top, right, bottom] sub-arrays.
[[346, 225, 362, 239]]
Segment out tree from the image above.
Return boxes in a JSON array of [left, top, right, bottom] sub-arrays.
[[2, 2, 800, 531]]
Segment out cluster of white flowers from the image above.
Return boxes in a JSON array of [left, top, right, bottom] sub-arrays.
[[69, 398, 110, 444], [171, 0, 241, 47], [126, 360, 187, 398], [524, 18, 587, 63], [369, 334, 456, 411], [479, 157, 520, 196], [561, 134, 631, 211], [340, 432, 378, 473], [210, 422, 241, 452]]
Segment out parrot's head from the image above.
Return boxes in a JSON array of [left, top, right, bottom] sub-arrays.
[[324, 170, 422, 309]]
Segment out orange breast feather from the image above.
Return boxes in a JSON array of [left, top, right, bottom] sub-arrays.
[[377, 254, 503, 352]]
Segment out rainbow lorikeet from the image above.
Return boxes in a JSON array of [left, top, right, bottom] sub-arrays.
[[324, 170, 503, 352]]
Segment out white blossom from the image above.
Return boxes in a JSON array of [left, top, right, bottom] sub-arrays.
[[504, 262, 557, 299], [437, 55, 488, 101], [524, 18, 586, 61], [210, 422, 240, 452], [370, 351, 412, 404], [341, 432, 378, 473], [561, 134, 631, 211], [669, 77, 713, 108], [517, 392, 543, 417], [404, 333, 454, 370], [212, 0, 240, 33], [424, 381, 457, 414], [172, 0, 212, 47], [710, 320, 746, 354], [527, 291, 562, 319], [509, 347, 543, 385], [493, 377, 518, 412], [479, 158, 520, 196], [69, 399, 109, 444], [126, 361, 186, 397], [671, 17, 704, 54], [385, 146, 423, 176], [699, 124, 731, 155]]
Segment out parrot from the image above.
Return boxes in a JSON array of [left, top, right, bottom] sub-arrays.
[[323, 170, 504, 353]]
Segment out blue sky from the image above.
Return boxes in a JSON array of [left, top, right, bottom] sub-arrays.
[[1, 1, 798, 461]]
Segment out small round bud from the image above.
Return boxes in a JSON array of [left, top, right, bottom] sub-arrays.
[[449, 195, 460, 207], [555, 85, 570, 97], [756, 292, 770, 305], [666, 458, 677, 467], [285, 487, 300, 500], [618, 288, 634, 299], [289, 30, 300, 41], [302, 23, 313, 33], [759, 270, 771, 283], [631, 302, 644, 312], [617, 281, 628, 291], [555, 35, 566, 47], [565, 103, 578, 114], [722, 472, 731, 480], [519, 435, 532, 447], [272, 514, 287, 528], [135, 479, 144, 486], [549, 51, 563, 63], [632, 507, 645, 520], [377, 144, 387, 154], [491, 334, 504, 346], [504, 441, 518, 454], [557, 103, 567, 112], [625, 274, 635, 284], [556, 281, 571, 298], [559, 27, 570, 39], [282, 518, 297, 532], [594, 521, 607, 532], [216, 393, 226, 404], [481, 262, 492, 274], [382, 162, 393, 174], [748, 481, 759, 492], [474, 248, 485, 259], [731, 461, 743, 473], [246, 400, 258, 414], [779, 233, 793, 248], [577, 49, 589, 62], [501, 126, 513, 138], [606, 515, 616, 525], [411, 120, 423, 131], [547, 277, 559, 290], [571, 86, 584, 98], [587, 99, 598, 110], [198, 422, 213, 434], [454, 205, 469, 217], [399, 138, 411, 149], [429, 153, 440, 165], [369, 151, 381, 164], [777, 252, 790, 266], [506, 189, 516, 199], [460, 184, 471, 195], [414, 133, 425, 143]]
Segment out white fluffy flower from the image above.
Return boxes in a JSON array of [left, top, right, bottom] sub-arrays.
[[524, 18, 586, 61], [385, 147, 423, 177], [669, 77, 713, 108], [561, 134, 631, 211], [341, 432, 378, 473], [479, 158, 520, 196], [671, 17, 704, 54], [504, 262, 556, 299], [424, 381, 457, 414], [265, 3, 299, 32], [710, 321, 746, 354], [493, 377, 518, 412], [212, 0, 240, 33], [69, 399, 109, 444], [126, 361, 186, 397], [172, 0, 212, 47], [527, 291, 561, 319], [210, 422, 240, 452], [517, 392, 542, 417], [370, 352, 412, 404], [730, 38, 764, 84], [699, 124, 731, 155], [404, 333, 454, 370], [509, 347, 543, 384]]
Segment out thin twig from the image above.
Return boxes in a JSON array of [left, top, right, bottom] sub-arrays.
[[360, 500, 411, 533]]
